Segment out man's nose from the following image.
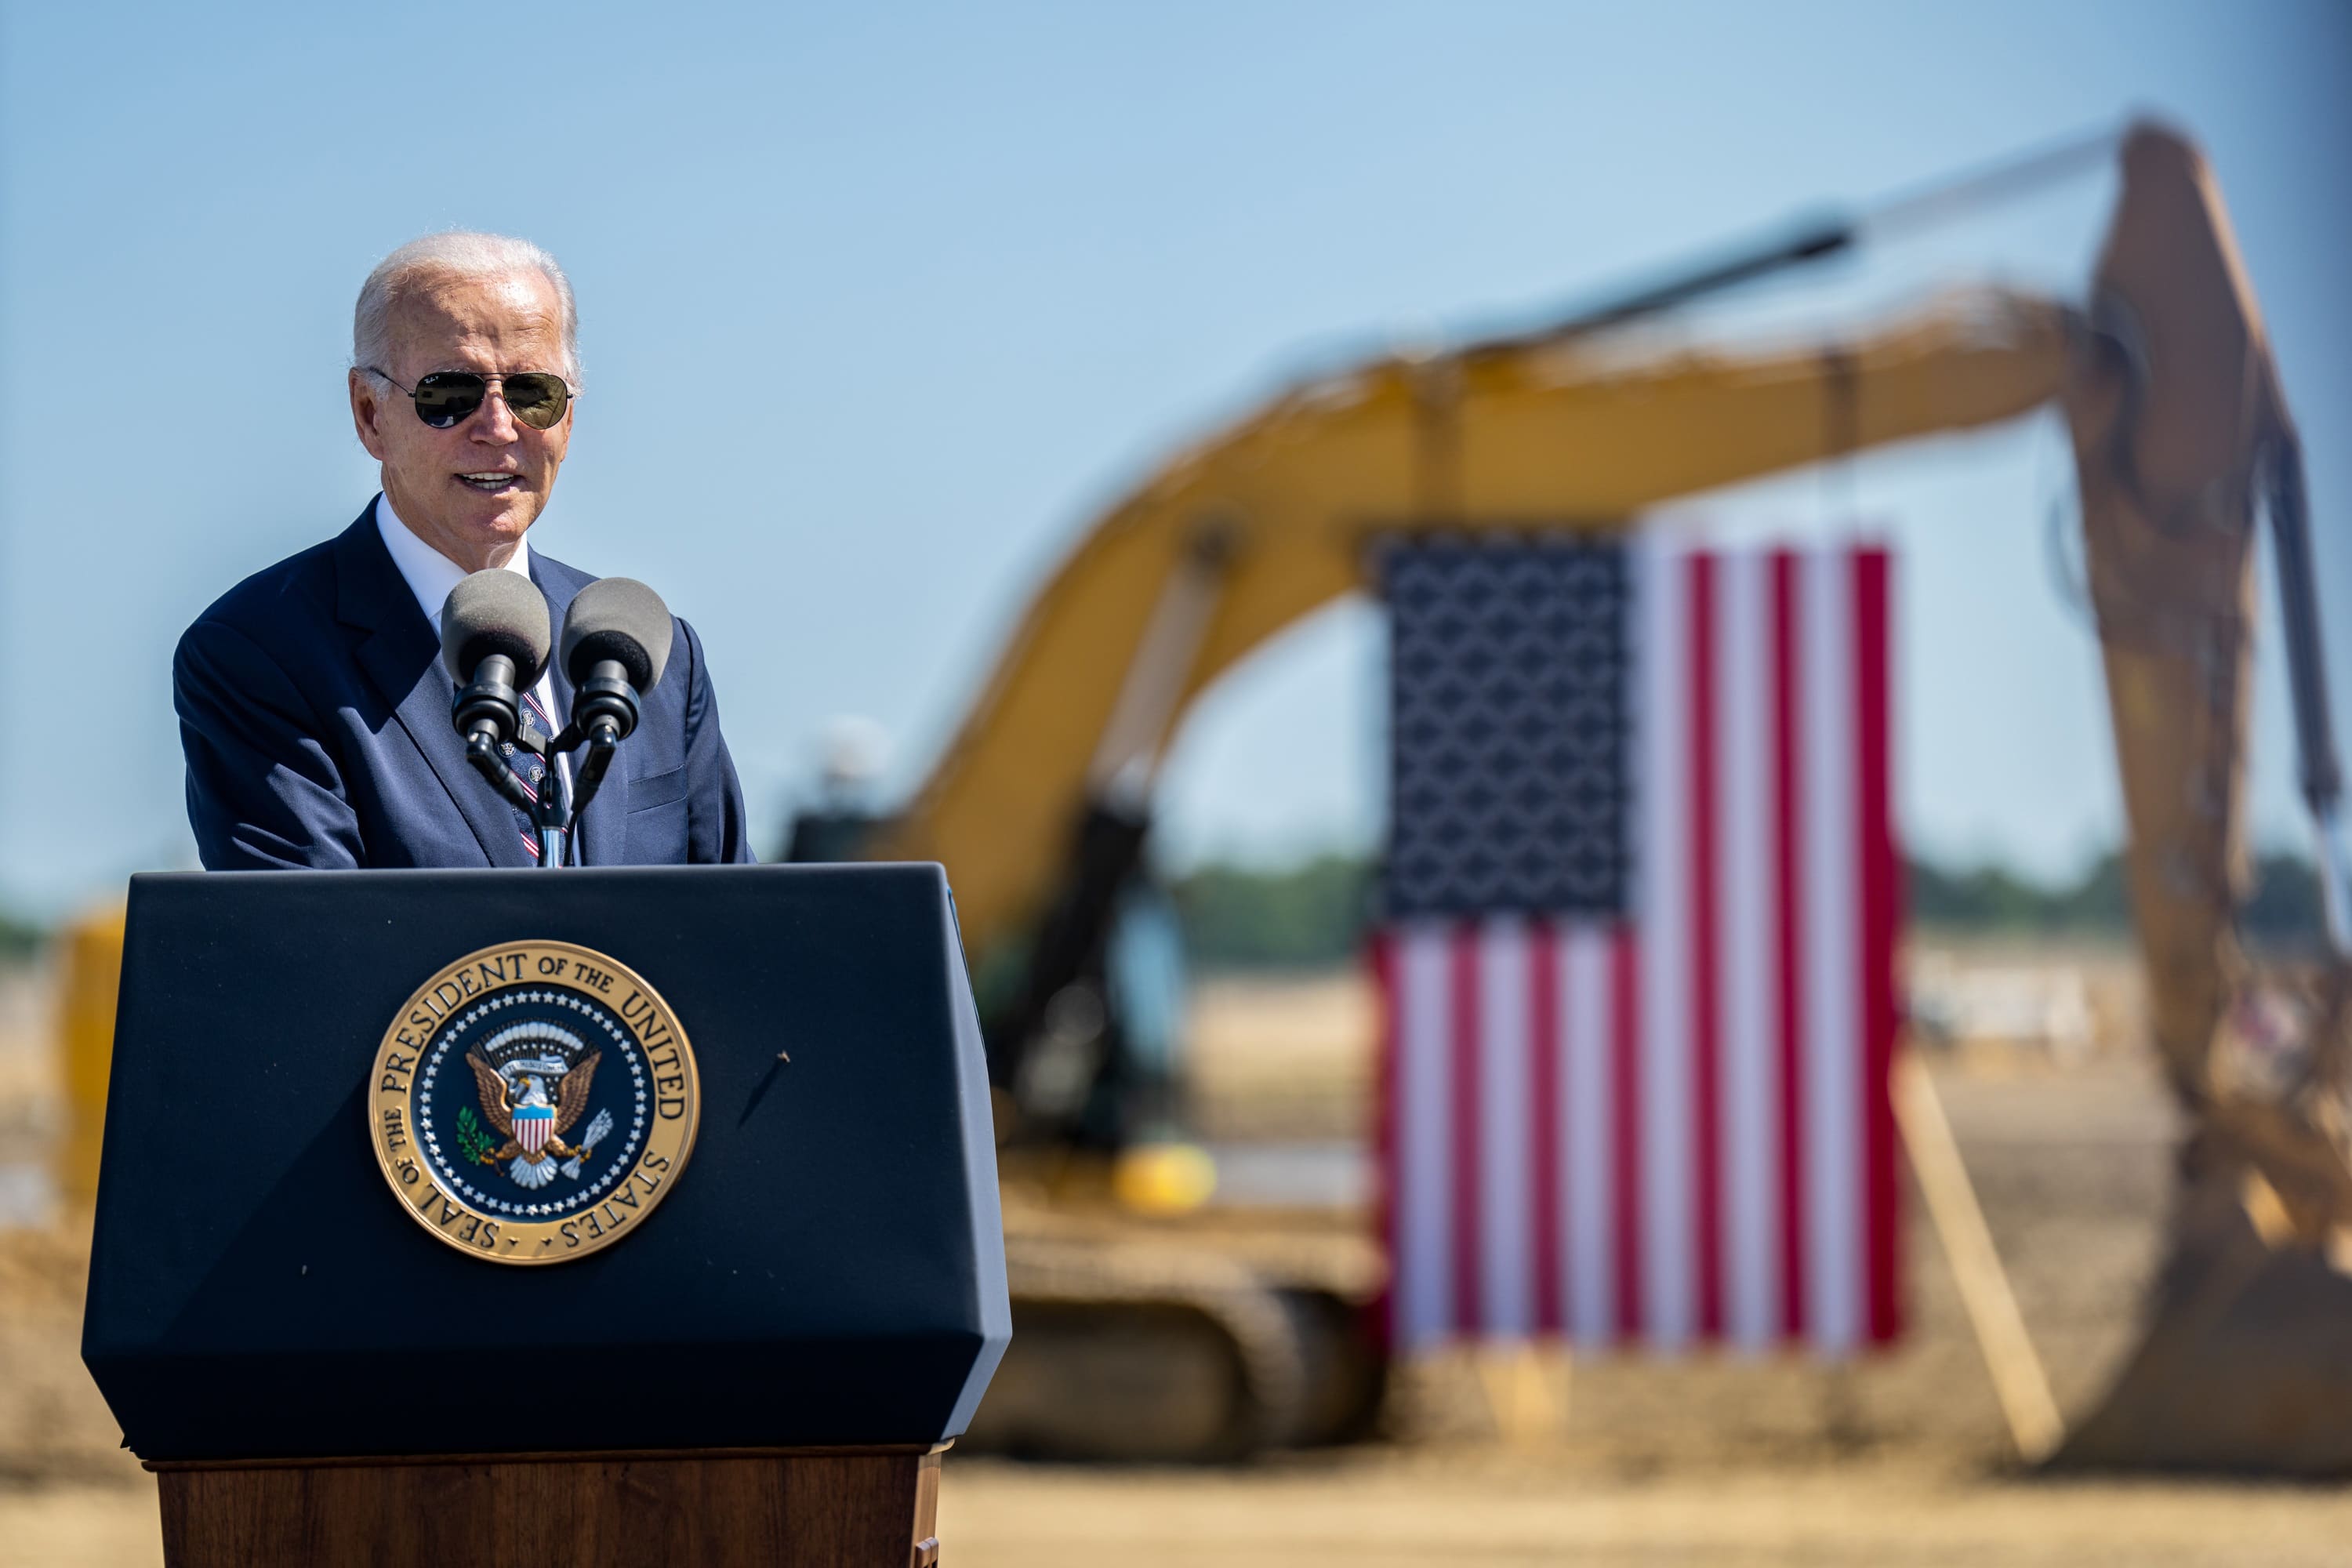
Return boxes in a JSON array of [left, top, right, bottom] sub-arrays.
[[470, 384, 521, 442]]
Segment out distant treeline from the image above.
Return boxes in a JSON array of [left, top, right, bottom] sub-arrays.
[[0, 910, 41, 964], [0, 848, 2324, 973], [1908, 848, 2323, 949], [1171, 848, 2329, 972], [1172, 855, 1379, 972]]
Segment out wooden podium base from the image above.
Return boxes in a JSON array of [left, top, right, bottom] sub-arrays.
[[148, 1444, 945, 1568]]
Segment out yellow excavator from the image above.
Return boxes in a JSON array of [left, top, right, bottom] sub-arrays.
[[58, 122, 2346, 1466], [808, 120, 2349, 1467]]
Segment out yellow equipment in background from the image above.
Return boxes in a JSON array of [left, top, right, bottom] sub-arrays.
[[878, 296, 2068, 961], [55, 906, 123, 1211], [876, 122, 2350, 1468]]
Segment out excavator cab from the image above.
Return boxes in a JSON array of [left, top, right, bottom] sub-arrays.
[[786, 775, 1188, 1157], [996, 870, 1190, 1156]]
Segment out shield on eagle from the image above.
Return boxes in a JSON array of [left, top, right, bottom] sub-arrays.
[[514, 1098, 555, 1154]]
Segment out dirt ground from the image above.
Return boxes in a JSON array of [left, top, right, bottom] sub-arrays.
[[6, 950, 2351, 1566]]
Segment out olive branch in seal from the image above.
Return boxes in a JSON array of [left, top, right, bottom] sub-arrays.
[[454, 1105, 501, 1167]]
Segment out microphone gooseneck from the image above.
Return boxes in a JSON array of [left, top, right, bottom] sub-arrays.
[[575, 658, 638, 745], [557, 579, 676, 818], [440, 570, 564, 857], [452, 653, 521, 747]]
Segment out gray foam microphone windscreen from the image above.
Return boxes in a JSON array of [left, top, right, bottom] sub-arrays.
[[441, 571, 554, 687], [561, 577, 675, 692]]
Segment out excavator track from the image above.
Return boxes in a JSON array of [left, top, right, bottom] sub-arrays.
[[961, 1215, 1387, 1463]]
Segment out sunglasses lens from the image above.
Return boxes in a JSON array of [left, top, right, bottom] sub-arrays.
[[503, 373, 570, 430], [410, 373, 486, 428]]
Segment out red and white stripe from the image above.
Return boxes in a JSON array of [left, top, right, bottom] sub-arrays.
[[1374, 540, 1901, 1356]]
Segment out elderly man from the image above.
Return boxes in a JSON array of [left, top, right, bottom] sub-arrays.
[[175, 232, 754, 868]]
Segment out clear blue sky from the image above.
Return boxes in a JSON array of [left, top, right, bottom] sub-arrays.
[[2, 2, 2347, 914]]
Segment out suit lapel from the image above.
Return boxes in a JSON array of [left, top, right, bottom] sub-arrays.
[[334, 505, 530, 868], [531, 552, 630, 866]]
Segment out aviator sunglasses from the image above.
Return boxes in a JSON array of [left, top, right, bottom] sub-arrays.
[[365, 368, 573, 430]]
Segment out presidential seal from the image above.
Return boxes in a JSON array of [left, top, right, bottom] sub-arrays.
[[368, 941, 699, 1265]]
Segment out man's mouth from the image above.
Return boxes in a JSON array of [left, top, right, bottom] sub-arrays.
[[458, 471, 521, 494]]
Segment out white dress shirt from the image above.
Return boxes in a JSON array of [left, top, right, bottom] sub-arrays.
[[374, 494, 572, 805]]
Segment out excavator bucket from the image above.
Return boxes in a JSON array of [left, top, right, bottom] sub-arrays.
[[2055, 1156, 2352, 1474], [2049, 124, 2352, 1475]]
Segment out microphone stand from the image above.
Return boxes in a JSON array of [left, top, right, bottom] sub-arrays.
[[456, 655, 642, 869], [461, 725, 576, 869]]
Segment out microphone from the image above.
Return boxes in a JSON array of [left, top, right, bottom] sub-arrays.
[[441, 571, 553, 746], [558, 579, 675, 745]]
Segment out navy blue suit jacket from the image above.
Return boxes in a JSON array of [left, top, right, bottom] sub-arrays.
[[176, 502, 756, 870]]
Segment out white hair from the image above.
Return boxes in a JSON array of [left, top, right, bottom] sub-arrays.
[[353, 231, 579, 384]]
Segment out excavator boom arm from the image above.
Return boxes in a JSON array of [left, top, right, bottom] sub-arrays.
[[883, 290, 2074, 956]]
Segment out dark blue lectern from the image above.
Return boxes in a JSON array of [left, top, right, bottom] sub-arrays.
[[83, 863, 1009, 1568]]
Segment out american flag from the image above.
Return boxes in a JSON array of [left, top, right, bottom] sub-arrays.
[[1374, 535, 1901, 1356]]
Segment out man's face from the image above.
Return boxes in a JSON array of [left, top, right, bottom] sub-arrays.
[[348, 267, 573, 572]]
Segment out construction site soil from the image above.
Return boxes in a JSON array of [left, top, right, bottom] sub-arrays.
[[4, 958, 2348, 1565]]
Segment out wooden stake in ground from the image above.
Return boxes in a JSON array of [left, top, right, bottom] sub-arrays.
[[1891, 1050, 2064, 1463], [1469, 1343, 1567, 1445]]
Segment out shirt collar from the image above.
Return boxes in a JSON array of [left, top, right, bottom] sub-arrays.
[[372, 492, 533, 633]]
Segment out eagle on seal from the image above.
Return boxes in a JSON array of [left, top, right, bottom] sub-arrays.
[[466, 1049, 601, 1190]]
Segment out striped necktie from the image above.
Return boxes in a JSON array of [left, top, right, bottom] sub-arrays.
[[506, 689, 570, 863]]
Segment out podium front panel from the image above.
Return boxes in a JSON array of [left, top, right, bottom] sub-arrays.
[[82, 864, 1009, 1462]]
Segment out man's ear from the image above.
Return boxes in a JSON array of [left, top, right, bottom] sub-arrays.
[[349, 368, 390, 461]]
